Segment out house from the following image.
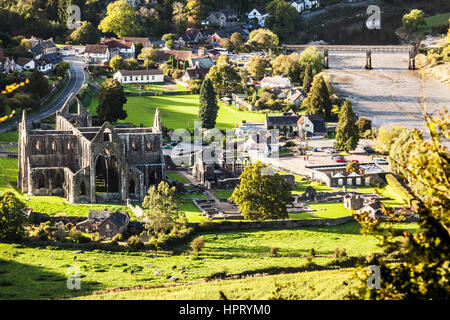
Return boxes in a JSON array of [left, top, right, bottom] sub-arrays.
[[287, 89, 305, 107], [206, 26, 249, 45], [35, 57, 54, 73], [101, 39, 135, 59], [84, 44, 112, 64], [247, 7, 269, 27], [113, 69, 164, 84], [121, 37, 152, 48], [290, 0, 305, 13], [344, 193, 364, 210], [181, 64, 210, 82], [206, 9, 238, 27], [357, 200, 383, 219], [260, 76, 292, 90], [125, 0, 141, 7], [189, 56, 214, 69], [15, 57, 35, 72], [0, 49, 15, 73], [76, 210, 130, 238], [265, 112, 301, 137], [297, 114, 327, 139], [156, 50, 192, 63], [177, 28, 216, 45], [30, 39, 59, 60]]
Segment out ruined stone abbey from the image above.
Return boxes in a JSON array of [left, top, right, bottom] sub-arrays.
[[18, 94, 165, 203]]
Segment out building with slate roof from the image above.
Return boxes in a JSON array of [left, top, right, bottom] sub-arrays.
[[76, 210, 130, 238]]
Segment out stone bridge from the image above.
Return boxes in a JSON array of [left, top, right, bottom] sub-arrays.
[[281, 44, 417, 70]]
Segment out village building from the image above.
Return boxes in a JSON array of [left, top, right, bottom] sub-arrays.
[[15, 57, 35, 72], [113, 69, 164, 84], [181, 64, 209, 82], [247, 7, 269, 27], [156, 49, 192, 64], [357, 200, 383, 218], [101, 38, 135, 59], [177, 28, 216, 45], [206, 26, 249, 45], [18, 94, 165, 204], [260, 76, 292, 90], [120, 37, 152, 48], [206, 9, 239, 27], [298, 114, 327, 139], [84, 44, 113, 64], [76, 210, 130, 238], [0, 49, 15, 73], [265, 112, 301, 138]]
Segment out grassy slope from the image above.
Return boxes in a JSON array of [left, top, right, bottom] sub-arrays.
[[1, 222, 419, 300], [414, 12, 450, 37]]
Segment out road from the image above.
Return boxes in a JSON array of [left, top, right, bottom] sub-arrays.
[[302, 0, 375, 18], [0, 55, 87, 134]]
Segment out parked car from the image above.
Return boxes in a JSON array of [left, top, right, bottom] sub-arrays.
[[326, 148, 336, 154], [363, 146, 377, 154], [373, 157, 388, 164], [312, 147, 319, 152]]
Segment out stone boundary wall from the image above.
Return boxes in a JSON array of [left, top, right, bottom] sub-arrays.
[[188, 215, 355, 231]]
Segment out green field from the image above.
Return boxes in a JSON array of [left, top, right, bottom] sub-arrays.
[[0, 132, 18, 142], [414, 12, 450, 37], [0, 221, 417, 300], [308, 202, 352, 218], [87, 94, 265, 130], [122, 83, 187, 94], [166, 172, 188, 184]]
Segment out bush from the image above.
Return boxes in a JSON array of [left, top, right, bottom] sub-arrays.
[[269, 247, 279, 256], [190, 236, 205, 255], [334, 247, 347, 259], [309, 248, 316, 257], [127, 235, 145, 250], [110, 233, 123, 244], [172, 69, 183, 79]]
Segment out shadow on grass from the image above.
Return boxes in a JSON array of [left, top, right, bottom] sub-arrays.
[[0, 258, 102, 300]]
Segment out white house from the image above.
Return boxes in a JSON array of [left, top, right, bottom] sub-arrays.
[[260, 75, 292, 89], [35, 59, 54, 73], [113, 69, 164, 84], [102, 39, 135, 59], [290, 1, 305, 13], [247, 8, 269, 27], [84, 44, 112, 64], [297, 114, 327, 139], [290, 0, 320, 13], [15, 57, 35, 72]]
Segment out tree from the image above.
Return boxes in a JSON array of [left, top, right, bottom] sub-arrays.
[[141, 181, 185, 234], [348, 109, 449, 300], [110, 56, 125, 72], [265, 0, 302, 43], [206, 63, 242, 97], [29, 70, 50, 100], [172, 1, 187, 33], [186, 0, 202, 28], [388, 128, 415, 180], [98, 0, 139, 38], [334, 100, 359, 152], [271, 53, 301, 83], [230, 162, 293, 221], [162, 33, 176, 42], [247, 56, 267, 80], [402, 9, 426, 32], [54, 61, 70, 78], [247, 28, 279, 53], [69, 21, 100, 44], [138, 47, 157, 68], [124, 58, 139, 70], [298, 46, 323, 79], [346, 161, 361, 175], [190, 236, 205, 255], [197, 78, 219, 129], [20, 39, 32, 50], [374, 125, 408, 155], [0, 191, 28, 240], [230, 32, 243, 51], [219, 38, 232, 51], [96, 78, 127, 123], [355, 116, 372, 134], [302, 73, 332, 120], [302, 63, 313, 93]]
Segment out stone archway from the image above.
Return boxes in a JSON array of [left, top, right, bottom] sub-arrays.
[[129, 179, 136, 196], [95, 154, 120, 193]]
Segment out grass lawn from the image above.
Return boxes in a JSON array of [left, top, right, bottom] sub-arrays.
[[90, 95, 265, 130], [166, 172, 188, 184], [212, 189, 234, 199], [0, 222, 418, 299], [308, 202, 352, 219], [0, 132, 18, 142], [288, 212, 318, 220], [179, 200, 207, 223], [123, 83, 187, 93], [292, 180, 337, 194], [413, 12, 450, 37]]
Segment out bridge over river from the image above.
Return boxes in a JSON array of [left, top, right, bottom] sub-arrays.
[[282, 44, 450, 130], [282, 44, 417, 69]]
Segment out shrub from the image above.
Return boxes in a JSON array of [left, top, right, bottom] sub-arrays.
[[190, 236, 205, 255], [309, 248, 316, 257], [127, 235, 145, 250], [111, 233, 123, 243], [334, 247, 347, 259], [269, 247, 279, 256], [172, 69, 183, 79]]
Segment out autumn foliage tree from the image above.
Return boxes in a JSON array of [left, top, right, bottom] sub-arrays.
[[230, 162, 293, 221]]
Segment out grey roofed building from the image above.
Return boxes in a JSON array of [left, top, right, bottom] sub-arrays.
[[266, 113, 301, 127], [116, 69, 164, 77], [189, 56, 214, 69], [77, 210, 130, 238]]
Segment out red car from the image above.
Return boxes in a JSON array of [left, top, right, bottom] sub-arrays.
[[335, 157, 346, 163]]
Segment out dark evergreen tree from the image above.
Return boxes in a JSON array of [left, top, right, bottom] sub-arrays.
[[97, 78, 127, 123], [198, 78, 218, 129], [302, 74, 332, 120], [302, 63, 313, 94], [334, 100, 359, 151], [29, 70, 50, 100]]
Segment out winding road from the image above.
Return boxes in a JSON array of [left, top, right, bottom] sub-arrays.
[[0, 56, 87, 134]]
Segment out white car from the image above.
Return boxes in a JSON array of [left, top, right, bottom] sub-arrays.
[[373, 157, 388, 164]]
